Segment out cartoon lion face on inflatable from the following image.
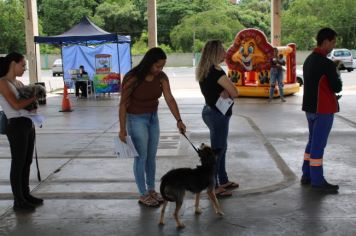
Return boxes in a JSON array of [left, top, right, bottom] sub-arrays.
[[226, 29, 275, 72]]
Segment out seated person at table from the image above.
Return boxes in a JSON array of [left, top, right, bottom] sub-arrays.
[[75, 65, 89, 98]]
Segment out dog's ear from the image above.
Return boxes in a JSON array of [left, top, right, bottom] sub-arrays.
[[197, 149, 203, 158]]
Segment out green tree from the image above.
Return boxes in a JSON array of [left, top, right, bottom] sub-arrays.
[[170, 10, 244, 52], [0, 0, 25, 53], [157, 0, 197, 46], [157, 0, 232, 46], [192, 0, 230, 12], [281, 0, 298, 10], [282, 0, 356, 49], [40, 0, 97, 35], [168, 0, 272, 52], [237, 0, 270, 13], [322, 0, 356, 48], [226, 8, 270, 37], [282, 15, 322, 50], [234, 0, 270, 37], [282, 0, 328, 49], [131, 31, 148, 55], [94, 0, 145, 42], [132, 0, 147, 17]]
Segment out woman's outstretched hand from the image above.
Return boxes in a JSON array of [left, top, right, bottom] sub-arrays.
[[177, 120, 186, 134]]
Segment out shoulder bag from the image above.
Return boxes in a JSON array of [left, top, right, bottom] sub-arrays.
[[0, 111, 8, 135]]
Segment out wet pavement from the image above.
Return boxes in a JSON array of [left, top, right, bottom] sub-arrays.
[[0, 74, 356, 235]]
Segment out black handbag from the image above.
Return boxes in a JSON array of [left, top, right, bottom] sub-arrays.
[[0, 111, 8, 135]]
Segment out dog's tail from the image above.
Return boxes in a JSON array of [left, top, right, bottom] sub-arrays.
[[160, 176, 174, 202]]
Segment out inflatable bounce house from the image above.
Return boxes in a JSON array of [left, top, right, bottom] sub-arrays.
[[225, 28, 299, 97]]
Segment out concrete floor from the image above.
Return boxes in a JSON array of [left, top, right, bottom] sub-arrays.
[[0, 84, 356, 235]]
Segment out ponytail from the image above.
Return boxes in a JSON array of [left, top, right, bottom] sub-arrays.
[[0, 52, 24, 77], [0, 57, 10, 77]]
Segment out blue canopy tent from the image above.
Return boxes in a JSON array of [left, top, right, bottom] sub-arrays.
[[34, 16, 131, 91]]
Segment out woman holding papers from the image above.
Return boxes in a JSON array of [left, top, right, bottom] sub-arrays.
[[119, 47, 186, 207], [0, 52, 43, 212], [196, 40, 239, 197]]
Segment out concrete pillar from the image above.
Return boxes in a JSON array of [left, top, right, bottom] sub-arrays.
[[147, 0, 157, 48], [271, 0, 281, 46], [24, 0, 41, 83]]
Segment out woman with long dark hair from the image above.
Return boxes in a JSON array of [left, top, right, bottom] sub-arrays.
[[0, 52, 43, 212], [119, 47, 186, 207]]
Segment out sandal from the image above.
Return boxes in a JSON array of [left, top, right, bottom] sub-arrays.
[[220, 181, 239, 189], [149, 190, 164, 203], [138, 195, 160, 207], [215, 187, 232, 198]]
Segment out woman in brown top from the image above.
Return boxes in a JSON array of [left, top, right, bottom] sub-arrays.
[[119, 47, 186, 207]]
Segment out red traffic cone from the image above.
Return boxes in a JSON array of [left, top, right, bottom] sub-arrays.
[[60, 84, 73, 112]]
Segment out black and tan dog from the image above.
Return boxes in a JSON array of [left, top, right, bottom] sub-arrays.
[[158, 143, 223, 229]]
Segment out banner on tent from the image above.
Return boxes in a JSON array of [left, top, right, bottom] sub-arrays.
[[95, 54, 112, 74], [93, 73, 120, 93]]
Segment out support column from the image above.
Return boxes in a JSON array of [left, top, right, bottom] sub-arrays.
[[147, 0, 157, 48], [271, 0, 281, 46], [24, 0, 41, 84]]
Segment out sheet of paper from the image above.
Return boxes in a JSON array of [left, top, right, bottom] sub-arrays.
[[114, 136, 138, 158], [25, 114, 45, 127], [215, 96, 234, 115]]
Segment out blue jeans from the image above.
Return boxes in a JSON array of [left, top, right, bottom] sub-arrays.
[[127, 112, 160, 196], [303, 112, 334, 185], [202, 105, 231, 186], [269, 68, 284, 98]]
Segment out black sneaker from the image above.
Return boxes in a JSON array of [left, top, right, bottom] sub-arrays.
[[300, 176, 311, 185], [13, 201, 36, 213], [26, 195, 44, 206], [311, 182, 339, 193]]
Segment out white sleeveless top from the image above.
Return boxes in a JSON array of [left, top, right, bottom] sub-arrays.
[[0, 80, 31, 119]]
